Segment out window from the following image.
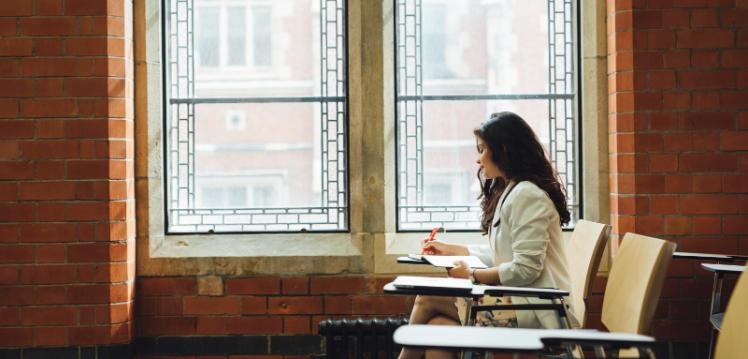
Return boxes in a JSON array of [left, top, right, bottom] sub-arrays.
[[164, 0, 348, 233], [395, 0, 580, 230], [195, 1, 273, 69]]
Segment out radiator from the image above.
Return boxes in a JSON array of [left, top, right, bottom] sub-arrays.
[[318, 317, 409, 359]]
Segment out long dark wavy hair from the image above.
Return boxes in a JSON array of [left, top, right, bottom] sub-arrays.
[[474, 111, 570, 234]]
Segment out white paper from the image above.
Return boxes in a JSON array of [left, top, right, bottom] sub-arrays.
[[392, 275, 473, 290], [422, 255, 488, 268]]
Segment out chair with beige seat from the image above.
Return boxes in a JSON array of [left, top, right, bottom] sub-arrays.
[[714, 270, 748, 359]]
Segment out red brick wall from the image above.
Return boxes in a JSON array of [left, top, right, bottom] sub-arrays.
[[607, 0, 748, 348], [136, 275, 408, 336], [0, 0, 135, 348]]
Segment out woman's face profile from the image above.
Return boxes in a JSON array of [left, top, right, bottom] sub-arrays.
[[475, 136, 502, 179]]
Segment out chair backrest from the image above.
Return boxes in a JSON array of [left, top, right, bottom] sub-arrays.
[[715, 271, 748, 359], [565, 220, 609, 327], [601, 233, 676, 334]]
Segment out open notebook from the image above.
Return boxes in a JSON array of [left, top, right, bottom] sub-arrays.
[[408, 254, 488, 269]]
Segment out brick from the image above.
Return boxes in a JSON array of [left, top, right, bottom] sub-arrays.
[[0, 203, 35, 221], [681, 195, 738, 214], [20, 307, 77, 325], [38, 203, 66, 221], [693, 216, 722, 235], [0, 98, 19, 118], [664, 217, 690, 235], [665, 175, 692, 193], [35, 244, 67, 264], [65, 38, 108, 56], [679, 153, 737, 172], [196, 316, 282, 335], [311, 276, 366, 294], [21, 99, 77, 118], [34, 285, 66, 305], [139, 277, 196, 296], [721, 90, 748, 110], [0, 266, 19, 284], [226, 277, 280, 295], [0, 0, 33, 16], [66, 202, 108, 221], [37, 79, 65, 98], [678, 70, 735, 89], [724, 175, 748, 192], [36, 0, 63, 15], [720, 8, 748, 26], [719, 131, 748, 151], [634, 215, 664, 235], [67, 160, 108, 179], [283, 316, 311, 334], [647, 30, 675, 49], [65, 0, 108, 15], [691, 50, 719, 68], [648, 70, 675, 89], [0, 182, 17, 200], [139, 317, 196, 336], [34, 161, 66, 179], [724, 216, 748, 234], [0, 59, 20, 77], [691, 92, 720, 109], [691, 175, 721, 194], [35, 120, 65, 139], [0, 328, 33, 347], [662, 9, 689, 28], [67, 326, 112, 346], [68, 243, 111, 263], [0, 286, 34, 305], [20, 223, 78, 242], [268, 296, 323, 315], [242, 296, 268, 314], [0, 120, 33, 139], [351, 295, 409, 315], [650, 154, 677, 172], [0, 141, 20, 159], [20, 17, 76, 36], [0, 307, 19, 326], [0, 38, 32, 56], [21, 58, 77, 77], [282, 277, 309, 294], [0, 244, 34, 264], [677, 29, 734, 48], [35, 38, 63, 56], [21, 265, 77, 284], [0, 79, 34, 97], [183, 296, 241, 315], [662, 92, 690, 110], [690, 9, 718, 27], [68, 78, 108, 97], [22, 140, 80, 159], [324, 296, 352, 314], [19, 181, 76, 200], [34, 327, 67, 347]]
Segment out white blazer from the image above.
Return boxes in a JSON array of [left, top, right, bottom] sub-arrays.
[[468, 181, 579, 329]]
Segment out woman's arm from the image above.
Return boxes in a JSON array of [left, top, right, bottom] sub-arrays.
[[422, 240, 470, 255]]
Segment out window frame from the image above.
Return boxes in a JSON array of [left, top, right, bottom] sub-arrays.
[[160, 0, 351, 235], [392, 0, 584, 232]]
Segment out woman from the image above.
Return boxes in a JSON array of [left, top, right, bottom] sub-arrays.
[[399, 111, 578, 359]]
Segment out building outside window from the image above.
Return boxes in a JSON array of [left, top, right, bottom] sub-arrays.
[[162, 0, 579, 235], [164, 0, 348, 233], [395, 0, 580, 231]]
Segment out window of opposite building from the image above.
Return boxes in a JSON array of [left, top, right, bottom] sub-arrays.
[[163, 0, 349, 233], [395, 0, 581, 231]]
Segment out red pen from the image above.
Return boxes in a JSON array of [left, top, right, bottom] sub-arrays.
[[421, 227, 441, 254], [426, 227, 439, 242]]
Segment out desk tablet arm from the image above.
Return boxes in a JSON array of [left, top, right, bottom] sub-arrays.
[[393, 325, 657, 358], [479, 285, 569, 300]]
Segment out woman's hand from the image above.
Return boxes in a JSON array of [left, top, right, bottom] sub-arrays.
[[421, 240, 469, 256], [448, 260, 470, 279]]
